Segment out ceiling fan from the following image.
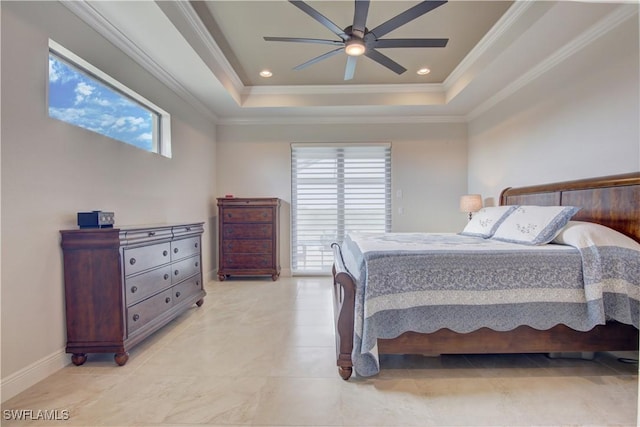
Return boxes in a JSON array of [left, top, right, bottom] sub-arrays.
[[264, 0, 449, 80]]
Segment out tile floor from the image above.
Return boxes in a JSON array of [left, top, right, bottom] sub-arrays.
[[2, 277, 638, 426]]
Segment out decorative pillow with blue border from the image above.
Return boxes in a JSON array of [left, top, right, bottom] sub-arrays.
[[459, 205, 518, 238], [491, 205, 580, 245]]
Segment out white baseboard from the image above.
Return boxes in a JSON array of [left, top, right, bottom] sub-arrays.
[[280, 268, 292, 277], [1, 348, 69, 403]]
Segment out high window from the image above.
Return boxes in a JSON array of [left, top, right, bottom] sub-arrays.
[[291, 143, 391, 274], [48, 40, 171, 157]]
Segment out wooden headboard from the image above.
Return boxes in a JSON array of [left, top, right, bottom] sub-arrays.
[[500, 172, 640, 243]]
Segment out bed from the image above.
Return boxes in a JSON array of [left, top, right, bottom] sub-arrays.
[[331, 172, 640, 380]]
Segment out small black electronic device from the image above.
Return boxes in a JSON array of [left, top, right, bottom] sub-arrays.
[[77, 211, 115, 229]]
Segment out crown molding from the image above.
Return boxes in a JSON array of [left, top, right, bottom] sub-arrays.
[[443, 1, 536, 91], [243, 82, 444, 96], [173, 1, 245, 104], [467, 3, 639, 121], [217, 114, 466, 126], [60, 0, 218, 122]]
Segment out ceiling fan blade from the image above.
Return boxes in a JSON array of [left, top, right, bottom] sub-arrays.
[[364, 49, 406, 75], [369, 1, 447, 39], [344, 56, 357, 80], [293, 48, 343, 71], [352, 0, 370, 36], [264, 37, 344, 47], [289, 0, 348, 40], [374, 38, 448, 48]]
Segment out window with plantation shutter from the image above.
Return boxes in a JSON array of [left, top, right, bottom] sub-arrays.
[[291, 143, 391, 274]]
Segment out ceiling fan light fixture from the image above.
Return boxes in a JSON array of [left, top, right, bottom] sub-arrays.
[[345, 39, 366, 56]]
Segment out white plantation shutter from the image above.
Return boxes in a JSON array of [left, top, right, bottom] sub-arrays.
[[291, 143, 391, 274]]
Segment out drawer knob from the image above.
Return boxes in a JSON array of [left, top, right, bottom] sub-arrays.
[[164, 274, 169, 280], [129, 258, 136, 265], [131, 286, 138, 293], [175, 291, 181, 298], [186, 227, 192, 231], [133, 314, 140, 321], [148, 231, 156, 237], [163, 250, 168, 257], [165, 297, 171, 304], [174, 248, 179, 254], [174, 270, 179, 276]]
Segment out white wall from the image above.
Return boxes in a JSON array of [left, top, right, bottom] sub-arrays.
[[216, 122, 469, 274], [1, 2, 216, 400], [468, 15, 639, 202]]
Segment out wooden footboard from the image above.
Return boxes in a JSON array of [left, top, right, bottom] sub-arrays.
[[331, 243, 356, 380]]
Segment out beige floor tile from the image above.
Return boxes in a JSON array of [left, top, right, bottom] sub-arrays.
[[339, 378, 438, 426], [493, 375, 638, 426], [252, 377, 343, 426], [270, 346, 339, 378], [377, 354, 482, 379], [2, 276, 638, 427]]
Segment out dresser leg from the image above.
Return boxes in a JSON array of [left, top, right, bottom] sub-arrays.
[[196, 298, 204, 307], [218, 274, 226, 281], [271, 273, 280, 281], [71, 353, 87, 366], [114, 352, 129, 366]]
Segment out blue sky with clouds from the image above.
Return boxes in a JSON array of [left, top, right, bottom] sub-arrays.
[[48, 54, 155, 151]]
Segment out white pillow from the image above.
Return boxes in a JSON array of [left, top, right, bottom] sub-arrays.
[[553, 221, 640, 250], [491, 205, 580, 245], [459, 205, 518, 238]]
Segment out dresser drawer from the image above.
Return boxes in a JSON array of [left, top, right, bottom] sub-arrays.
[[223, 223, 273, 239], [222, 208, 273, 223], [172, 223, 204, 239], [127, 289, 173, 334], [172, 275, 202, 304], [223, 254, 273, 269], [222, 239, 272, 254], [123, 242, 171, 276], [121, 227, 172, 246], [172, 256, 200, 284], [171, 236, 200, 261], [125, 265, 172, 306]]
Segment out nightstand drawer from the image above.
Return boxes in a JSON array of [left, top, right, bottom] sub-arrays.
[[223, 223, 272, 239], [222, 239, 272, 254], [125, 265, 172, 306], [223, 254, 273, 269], [223, 208, 273, 223], [127, 289, 173, 334], [123, 242, 171, 276]]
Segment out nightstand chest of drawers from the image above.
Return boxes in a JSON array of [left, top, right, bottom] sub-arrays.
[[60, 222, 205, 366], [217, 198, 280, 281]]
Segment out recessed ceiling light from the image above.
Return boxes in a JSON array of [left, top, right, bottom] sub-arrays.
[[259, 70, 273, 78], [417, 67, 431, 76]]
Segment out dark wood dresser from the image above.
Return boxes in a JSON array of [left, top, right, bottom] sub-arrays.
[[60, 222, 205, 366], [217, 198, 280, 281]]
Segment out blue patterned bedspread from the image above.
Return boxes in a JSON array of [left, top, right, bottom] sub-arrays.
[[338, 232, 639, 377]]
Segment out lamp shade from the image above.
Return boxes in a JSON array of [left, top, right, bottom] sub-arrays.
[[459, 194, 483, 213]]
